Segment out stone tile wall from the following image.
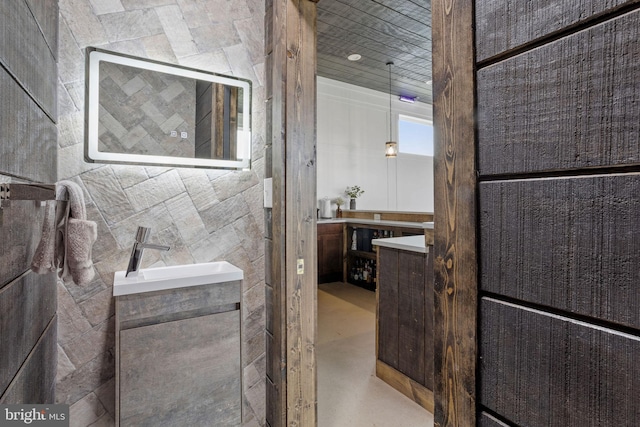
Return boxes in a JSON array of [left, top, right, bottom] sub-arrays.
[[56, 1, 265, 426]]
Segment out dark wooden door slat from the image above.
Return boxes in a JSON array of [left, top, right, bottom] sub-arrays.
[[480, 297, 640, 427], [475, 0, 639, 61], [478, 10, 640, 175], [480, 175, 640, 330]]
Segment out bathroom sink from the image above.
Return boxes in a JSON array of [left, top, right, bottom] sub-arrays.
[[113, 261, 243, 296]]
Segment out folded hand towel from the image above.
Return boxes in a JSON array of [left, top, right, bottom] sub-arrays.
[[63, 216, 97, 285], [57, 181, 97, 286], [31, 180, 97, 286]]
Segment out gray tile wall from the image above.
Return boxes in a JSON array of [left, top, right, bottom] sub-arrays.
[[56, 1, 265, 426], [0, 0, 58, 406]]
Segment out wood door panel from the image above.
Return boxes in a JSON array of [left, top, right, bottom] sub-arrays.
[[397, 251, 426, 384], [423, 251, 434, 389], [477, 10, 640, 175], [475, 0, 639, 61], [377, 248, 399, 367], [479, 297, 640, 427], [323, 233, 342, 271], [480, 175, 640, 329], [472, 0, 640, 426], [478, 412, 510, 427], [317, 223, 343, 283], [317, 233, 342, 280]]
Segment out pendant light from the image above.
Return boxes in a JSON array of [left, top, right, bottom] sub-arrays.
[[385, 61, 398, 158]]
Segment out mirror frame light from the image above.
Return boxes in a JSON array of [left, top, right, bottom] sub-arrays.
[[85, 47, 252, 170]]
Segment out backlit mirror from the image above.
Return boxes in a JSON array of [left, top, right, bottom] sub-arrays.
[[85, 47, 251, 170]]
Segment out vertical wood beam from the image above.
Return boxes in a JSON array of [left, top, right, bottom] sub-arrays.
[[432, 0, 477, 426], [268, 0, 318, 426], [228, 86, 237, 160], [213, 83, 224, 159], [283, 1, 317, 424], [265, 0, 286, 423]]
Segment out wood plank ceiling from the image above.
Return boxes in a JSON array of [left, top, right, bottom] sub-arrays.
[[317, 0, 432, 104]]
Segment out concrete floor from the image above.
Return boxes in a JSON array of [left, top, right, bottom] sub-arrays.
[[317, 282, 434, 427]]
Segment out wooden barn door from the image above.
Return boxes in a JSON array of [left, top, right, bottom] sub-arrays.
[[433, 1, 640, 426]]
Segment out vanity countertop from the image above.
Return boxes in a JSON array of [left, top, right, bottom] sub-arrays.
[[113, 261, 243, 296], [372, 235, 429, 254], [318, 218, 434, 229]]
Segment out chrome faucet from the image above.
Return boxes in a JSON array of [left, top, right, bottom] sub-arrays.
[[125, 226, 170, 277]]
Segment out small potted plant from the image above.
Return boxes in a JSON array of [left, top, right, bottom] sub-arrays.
[[334, 197, 344, 218], [345, 185, 364, 210]]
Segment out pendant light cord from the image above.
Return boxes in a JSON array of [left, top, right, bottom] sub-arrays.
[[386, 61, 396, 208], [387, 61, 393, 141]]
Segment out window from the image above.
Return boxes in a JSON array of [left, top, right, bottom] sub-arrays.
[[398, 115, 434, 156]]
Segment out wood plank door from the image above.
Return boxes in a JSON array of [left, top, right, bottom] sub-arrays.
[[475, 2, 640, 425], [433, 1, 640, 426]]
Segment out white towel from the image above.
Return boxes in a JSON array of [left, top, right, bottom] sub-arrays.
[[31, 181, 97, 286]]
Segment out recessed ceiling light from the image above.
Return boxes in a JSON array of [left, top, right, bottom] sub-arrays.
[[347, 54, 362, 61], [426, 80, 432, 85]]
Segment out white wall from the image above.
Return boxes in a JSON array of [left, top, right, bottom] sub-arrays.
[[317, 77, 434, 214]]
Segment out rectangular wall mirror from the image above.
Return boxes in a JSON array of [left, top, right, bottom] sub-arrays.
[[85, 47, 252, 170]]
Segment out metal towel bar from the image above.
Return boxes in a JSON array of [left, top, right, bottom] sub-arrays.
[[0, 183, 57, 202], [0, 183, 65, 226]]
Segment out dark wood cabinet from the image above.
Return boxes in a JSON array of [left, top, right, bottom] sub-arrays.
[[317, 220, 431, 288], [317, 223, 343, 283], [346, 225, 424, 291]]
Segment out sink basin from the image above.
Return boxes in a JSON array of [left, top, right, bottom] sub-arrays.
[[113, 261, 243, 296]]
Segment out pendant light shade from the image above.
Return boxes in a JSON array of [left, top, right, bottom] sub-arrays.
[[385, 141, 398, 157], [385, 61, 397, 158]]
